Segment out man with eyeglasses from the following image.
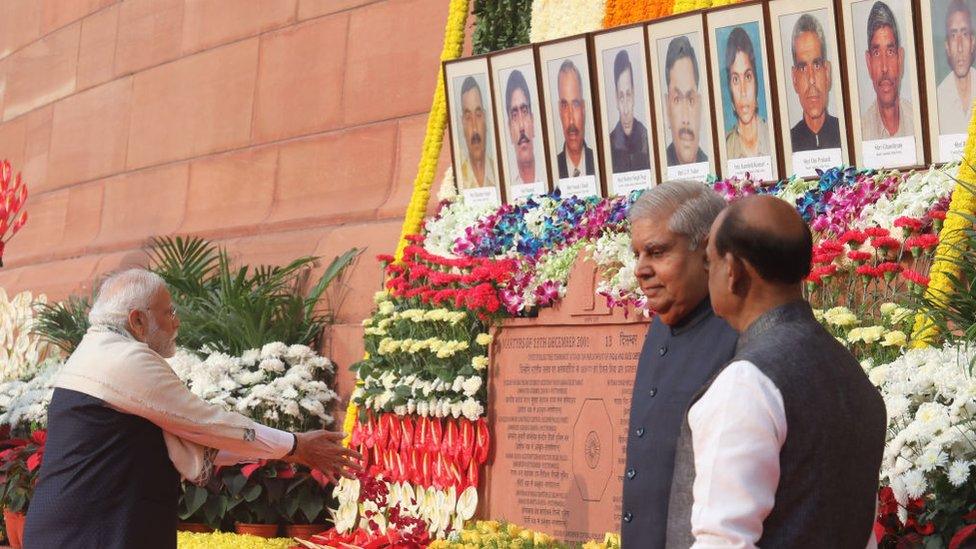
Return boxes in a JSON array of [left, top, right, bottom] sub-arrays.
[[937, 0, 976, 136], [862, 0, 914, 140], [664, 35, 709, 166], [790, 13, 841, 151]]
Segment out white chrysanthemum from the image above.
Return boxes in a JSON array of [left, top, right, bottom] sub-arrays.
[[900, 469, 928, 499], [260, 341, 288, 359], [948, 460, 972, 487], [461, 376, 482, 397], [258, 358, 285, 373], [917, 446, 948, 472]]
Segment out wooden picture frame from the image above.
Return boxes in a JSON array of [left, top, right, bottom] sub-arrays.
[[838, 0, 926, 170], [489, 46, 553, 203], [705, 1, 782, 183], [646, 12, 717, 182], [591, 23, 659, 195], [768, 0, 851, 178], [919, 0, 976, 164], [538, 36, 605, 199], [443, 55, 504, 207]]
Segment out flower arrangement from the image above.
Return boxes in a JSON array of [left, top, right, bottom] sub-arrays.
[[168, 342, 337, 432], [175, 531, 294, 549], [348, 412, 490, 492], [0, 160, 29, 268], [529, 0, 606, 43], [430, 520, 563, 548], [0, 290, 60, 383], [0, 429, 46, 514], [0, 359, 64, 431], [321, 473, 478, 543], [869, 343, 976, 545]]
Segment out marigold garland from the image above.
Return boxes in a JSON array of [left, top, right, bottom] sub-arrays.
[[345, 0, 470, 448], [910, 102, 976, 347]]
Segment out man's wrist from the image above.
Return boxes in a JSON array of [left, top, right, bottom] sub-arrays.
[[286, 433, 298, 457]]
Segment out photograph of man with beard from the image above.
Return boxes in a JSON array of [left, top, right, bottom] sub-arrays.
[[936, 1, 976, 139], [788, 13, 842, 152], [662, 35, 709, 168], [721, 25, 771, 160], [859, 0, 914, 140], [455, 75, 498, 190], [554, 59, 596, 179]]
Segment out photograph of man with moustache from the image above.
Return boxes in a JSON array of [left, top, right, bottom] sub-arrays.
[[504, 69, 539, 186], [554, 59, 596, 179], [455, 75, 498, 190], [788, 13, 842, 151], [663, 35, 709, 166], [858, 0, 915, 140], [936, 0, 976, 137]]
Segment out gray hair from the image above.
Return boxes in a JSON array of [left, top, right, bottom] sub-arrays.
[[867, 1, 899, 49], [628, 180, 726, 250], [88, 268, 167, 331], [792, 13, 828, 66]]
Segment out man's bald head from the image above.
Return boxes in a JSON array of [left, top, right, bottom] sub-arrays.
[[713, 196, 812, 285]]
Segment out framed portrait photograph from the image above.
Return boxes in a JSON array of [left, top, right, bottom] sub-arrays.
[[444, 56, 503, 208], [538, 37, 603, 199], [706, 2, 780, 182], [489, 46, 552, 203], [840, 0, 925, 170], [769, 0, 850, 178], [921, 0, 976, 164], [647, 14, 716, 182], [592, 25, 657, 196]]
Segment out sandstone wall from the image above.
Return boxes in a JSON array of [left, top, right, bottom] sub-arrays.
[[0, 0, 460, 398]]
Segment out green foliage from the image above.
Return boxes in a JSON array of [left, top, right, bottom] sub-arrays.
[[32, 295, 91, 354], [179, 479, 227, 529], [278, 474, 329, 524], [149, 236, 361, 355], [472, 0, 531, 55]]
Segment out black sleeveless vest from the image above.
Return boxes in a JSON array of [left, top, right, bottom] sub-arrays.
[[666, 301, 886, 547], [24, 388, 180, 549], [621, 299, 738, 548]]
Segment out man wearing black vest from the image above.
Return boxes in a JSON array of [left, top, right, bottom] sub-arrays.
[[666, 196, 885, 547], [620, 180, 738, 547]]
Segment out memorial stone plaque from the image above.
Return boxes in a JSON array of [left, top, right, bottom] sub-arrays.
[[484, 258, 649, 543]]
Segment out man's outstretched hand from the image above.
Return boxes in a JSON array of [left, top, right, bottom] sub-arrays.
[[286, 430, 362, 482]]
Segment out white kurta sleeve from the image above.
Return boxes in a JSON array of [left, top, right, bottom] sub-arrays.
[[687, 360, 786, 549]]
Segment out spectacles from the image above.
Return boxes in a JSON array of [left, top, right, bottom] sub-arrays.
[[145, 306, 177, 319]]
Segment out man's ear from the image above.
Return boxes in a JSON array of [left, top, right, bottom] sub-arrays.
[[727, 253, 748, 295], [128, 309, 146, 340]]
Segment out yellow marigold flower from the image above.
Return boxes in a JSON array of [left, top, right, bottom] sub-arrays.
[[475, 333, 493, 346], [379, 301, 395, 316], [471, 356, 489, 370], [880, 302, 898, 315], [373, 290, 389, 304], [860, 326, 884, 344], [506, 523, 522, 537], [882, 330, 907, 347], [477, 520, 500, 533]]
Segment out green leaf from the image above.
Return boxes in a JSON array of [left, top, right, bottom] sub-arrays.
[[242, 483, 262, 503]]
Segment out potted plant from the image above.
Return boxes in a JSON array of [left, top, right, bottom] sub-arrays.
[[177, 478, 226, 533], [0, 430, 45, 549], [222, 462, 289, 538], [279, 467, 332, 539]]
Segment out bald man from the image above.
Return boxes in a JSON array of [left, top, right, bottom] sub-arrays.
[[664, 197, 886, 547]]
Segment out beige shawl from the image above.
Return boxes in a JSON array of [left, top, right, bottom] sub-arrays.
[[55, 326, 259, 484]]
